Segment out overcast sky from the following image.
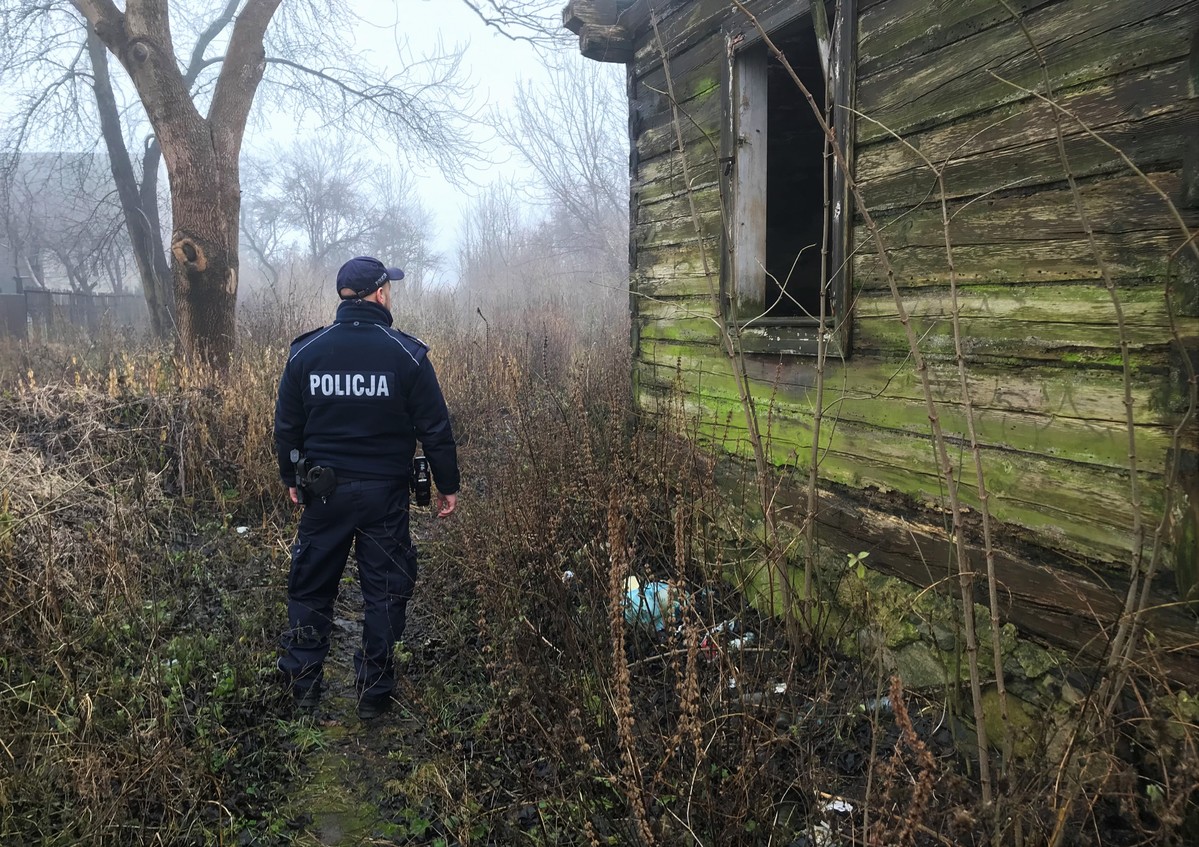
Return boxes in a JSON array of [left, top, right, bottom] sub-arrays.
[[323, 0, 587, 264], [2, 1, 622, 283]]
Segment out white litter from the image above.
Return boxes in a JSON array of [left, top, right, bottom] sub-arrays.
[[809, 822, 836, 846]]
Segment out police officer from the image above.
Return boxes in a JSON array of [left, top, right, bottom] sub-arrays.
[[274, 256, 459, 719]]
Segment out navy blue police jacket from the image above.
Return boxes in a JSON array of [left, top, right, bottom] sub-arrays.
[[274, 299, 459, 494]]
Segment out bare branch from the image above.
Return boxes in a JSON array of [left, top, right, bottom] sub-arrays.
[[262, 51, 478, 177], [182, 0, 239, 87], [209, 0, 282, 158], [240, 135, 439, 290], [67, 0, 121, 34], [495, 52, 627, 276], [458, 0, 562, 46]]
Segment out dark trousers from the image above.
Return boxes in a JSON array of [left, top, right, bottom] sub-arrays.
[[278, 478, 417, 700]]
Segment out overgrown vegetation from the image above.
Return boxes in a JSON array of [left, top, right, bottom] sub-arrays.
[[0, 338, 295, 844], [2, 0, 1194, 842], [2, 290, 1195, 845]]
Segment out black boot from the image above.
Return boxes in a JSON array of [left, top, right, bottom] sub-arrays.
[[293, 682, 322, 715], [357, 693, 391, 720]]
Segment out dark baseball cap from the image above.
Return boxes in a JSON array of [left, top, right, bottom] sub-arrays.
[[336, 256, 405, 299]]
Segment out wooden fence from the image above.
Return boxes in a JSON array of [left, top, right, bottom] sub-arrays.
[[0, 289, 146, 341]]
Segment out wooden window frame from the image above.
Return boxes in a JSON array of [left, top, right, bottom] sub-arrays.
[[720, 0, 857, 357]]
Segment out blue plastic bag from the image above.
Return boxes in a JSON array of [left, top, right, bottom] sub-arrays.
[[622, 576, 675, 631]]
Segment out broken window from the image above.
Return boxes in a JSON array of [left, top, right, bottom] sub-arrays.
[[723, 0, 856, 355]]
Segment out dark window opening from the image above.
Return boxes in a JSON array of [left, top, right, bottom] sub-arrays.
[[764, 19, 829, 318], [723, 0, 855, 355]]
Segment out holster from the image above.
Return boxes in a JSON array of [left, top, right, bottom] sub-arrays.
[[303, 465, 337, 500], [291, 449, 337, 503]]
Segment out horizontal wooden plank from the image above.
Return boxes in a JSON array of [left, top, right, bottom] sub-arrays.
[[854, 282, 1179, 327], [852, 312, 1182, 358], [638, 373, 1181, 483], [856, 0, 1195, 145], [638, 380, 1165, 563], [633, 146, 720, 205], [858, 0, 1055, 79], [633, 187, 1193, 298], [640, 340, 1177, 426], [637, 187, 722, 226], [632, 255, 1185, 314], [866, 172, 1194, 249], [634, 174, 721, 210], [630, 0, 802, 77], [852, 232, 1186, 288], [637, 367, 1179, 477], [858, 101, 1196, 212], [638, 313, 723, 344], [635, 236, 722, 279], [634, 80, 723, 164], [637, 341, 1181, 473], [633, 206, 723, 250], [856, 60, 1189, 185], [637, 294, 716, 318], [639, 308, 1185, 356], [632, 270, 715, 299], [632, 276, 717, 302], [631, 0, 723, 75], [635, 124, 722, 172], [633, 31, 724, 119], [635, 180, 722, 221]]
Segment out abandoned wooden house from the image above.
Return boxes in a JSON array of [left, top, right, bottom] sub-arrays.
[[565, 0, 1199, 686]]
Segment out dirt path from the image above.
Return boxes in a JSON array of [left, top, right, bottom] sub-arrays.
[[279, 527, 480, 847]]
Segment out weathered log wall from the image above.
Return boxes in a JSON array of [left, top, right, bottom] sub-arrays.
[[598, 0, 1199, 676]]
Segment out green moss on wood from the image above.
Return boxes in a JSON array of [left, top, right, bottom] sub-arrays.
[[638, 343, 1177, 473], [640, 375, 1167, 564], [853, 235, 1185, 288]]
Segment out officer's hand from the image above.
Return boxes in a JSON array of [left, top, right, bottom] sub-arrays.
[[289, 486, 299, 505], [437, 492, 457, 518]]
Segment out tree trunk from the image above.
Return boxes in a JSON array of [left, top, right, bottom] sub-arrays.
[[169, 152, 241, 364], [86, 24, 174, 339], [75, 0, 282, 363], [141, 141, 177, 333]]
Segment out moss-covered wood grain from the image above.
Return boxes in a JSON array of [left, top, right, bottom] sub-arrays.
[[857, 0, 1194, 144], [609, 0, 1199, 673]]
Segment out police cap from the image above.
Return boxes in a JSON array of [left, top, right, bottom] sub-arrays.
[[336, 256, 405, 299]]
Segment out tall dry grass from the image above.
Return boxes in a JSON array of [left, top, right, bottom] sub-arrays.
[[0, 334, 294, 844], [2, 288, 1195, 845], [421, 294, 1198, 846]]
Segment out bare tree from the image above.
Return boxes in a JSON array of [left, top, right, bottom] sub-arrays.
[[277, 138, 374, 272], [84, 22, 174, 335], [1, 0, 480, 361], [238, 153, 289, 293], [498, 51, 628, 281], [363, 167, 441, 297], [2, 152, 132, 294], [241, 136, 440, 300], [458, 52, 628, 313], [457, 179, 530, 304]]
